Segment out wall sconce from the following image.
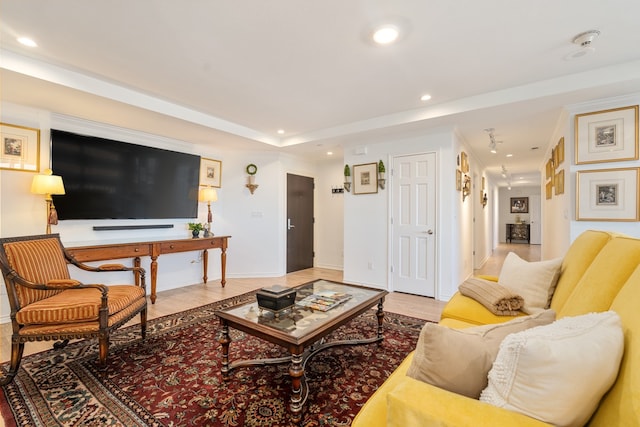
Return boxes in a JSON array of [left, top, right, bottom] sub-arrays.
[[343, 164, 351, 192], [481, 192, 488, 208], [245, 163, 258, 194], [462, 174, 471, 201], [199, 187, 218, 237], [31, 168, 66, 234], [378, 160, 386, 190]]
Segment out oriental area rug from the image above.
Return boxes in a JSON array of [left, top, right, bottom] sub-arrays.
[[1, 291, 426, 427]]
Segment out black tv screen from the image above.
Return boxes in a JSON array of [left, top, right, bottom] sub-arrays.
[[51, 129, 200, 220]]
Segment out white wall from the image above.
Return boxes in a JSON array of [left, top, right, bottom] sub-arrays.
[[0, 103, 334, 322], [342, 128, 471, 301], [541, 92, 640, 260], [314, 157, 345, 270]]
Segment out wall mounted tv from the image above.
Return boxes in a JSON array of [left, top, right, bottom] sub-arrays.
[[51, 129, 200, 220]]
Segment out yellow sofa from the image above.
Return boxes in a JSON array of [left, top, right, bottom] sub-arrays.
[[353, 230, 640, 426]]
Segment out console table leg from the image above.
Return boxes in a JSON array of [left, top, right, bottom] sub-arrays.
[[289, 352, 304, 422], [150, 255, 158, 304], [220, 247, 227, 288], [202, 249, 209, 283]]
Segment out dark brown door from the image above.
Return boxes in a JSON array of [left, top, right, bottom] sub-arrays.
[[287, 174, 314, 273]]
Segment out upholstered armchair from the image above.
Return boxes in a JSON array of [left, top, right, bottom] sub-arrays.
[[0, 234, 147, 385]]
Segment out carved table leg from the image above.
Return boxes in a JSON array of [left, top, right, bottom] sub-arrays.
[[150, 255, 158, 304], [202, 249, 209, 283], [219, 321, 231, 380], [289, 351, 304, 422], [376, 298, 385, 340], [220, 246, 227, 288]]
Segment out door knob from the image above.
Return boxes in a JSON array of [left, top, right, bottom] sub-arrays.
[[427, 229, 433, 235], [287, 219, 295, 230]]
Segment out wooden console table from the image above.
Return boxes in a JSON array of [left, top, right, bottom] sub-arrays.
[[506, 224, 530, 243], [67, 236, 230, 304]]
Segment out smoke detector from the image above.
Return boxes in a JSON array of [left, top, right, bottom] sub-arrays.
[[565, 30, 601, 60]]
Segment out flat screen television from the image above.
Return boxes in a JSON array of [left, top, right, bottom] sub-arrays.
[[51, 129, 200, 220]]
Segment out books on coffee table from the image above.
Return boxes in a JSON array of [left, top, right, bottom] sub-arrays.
[[297, 290, 352, 312]]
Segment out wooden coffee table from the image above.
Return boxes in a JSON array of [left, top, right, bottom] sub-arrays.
[[215, 279, 388, 422]]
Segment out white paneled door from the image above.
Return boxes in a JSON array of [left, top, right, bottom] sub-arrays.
[[391, 152, 437, 297]]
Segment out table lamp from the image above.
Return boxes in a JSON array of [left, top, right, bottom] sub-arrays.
[[31, 168, 65, 234], [199, 187, 218, 237]]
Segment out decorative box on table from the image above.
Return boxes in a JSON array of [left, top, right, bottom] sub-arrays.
[[256, 285, 297, 313]]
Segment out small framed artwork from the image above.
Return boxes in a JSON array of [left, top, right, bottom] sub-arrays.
[[353, 162, 378, 195], [200, 157, 222, 188], [456, 169, 462, 191], [545, 181, 553, 200], [545, 159, 553, 180], [482, 176, 485, 190], [551, 147, 557, 169], [460, 151, 469, 173], [555, 169, 565, 195], [556, 137, 565, 166], [575, 105, 639, 165], [0, 122, 40, 172], [576, 167, 639, 221], [510, 197, 529, 213]]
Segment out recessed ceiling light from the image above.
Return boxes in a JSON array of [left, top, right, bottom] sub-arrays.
[[327, 151, 333, 156], [373, 25, 399, 45], [420, 94, 432, 101], [17, 37, 37, 47], [277, 129, 285, 135], [506, 153, 513, 157]]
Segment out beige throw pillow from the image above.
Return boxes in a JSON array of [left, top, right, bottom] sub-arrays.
[[498, 252, 562, 314], [480, 311, 624, 427], [406, 310, 555, 398]]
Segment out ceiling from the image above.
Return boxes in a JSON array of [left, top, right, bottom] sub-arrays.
[[2, 0, 640, 187]]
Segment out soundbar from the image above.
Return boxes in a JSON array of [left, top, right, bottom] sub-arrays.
[[93, 224, 175, 231]]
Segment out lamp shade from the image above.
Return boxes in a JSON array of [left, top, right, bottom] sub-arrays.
[[31, 169, 65, 195], [199, 187, 218, 203]]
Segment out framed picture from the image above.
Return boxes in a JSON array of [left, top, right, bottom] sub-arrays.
[[0, 123, 40, 172], [545, 181, 553, 200], [556, 137, 565, 166], [353, 162, 378, 195], [200, 157, 222, 188], [510, 197, 529, 213], [456, 169, 462, 191], [576, 167, 639, 221], [460, 151, 469, 173], [555, 169, 565, 195], [545, 159, 553, 180], [575, 105, 639, 165]]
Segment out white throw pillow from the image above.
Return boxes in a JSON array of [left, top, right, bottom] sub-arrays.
[[498, 252, 562, 313], [480, 311, 624, 427]]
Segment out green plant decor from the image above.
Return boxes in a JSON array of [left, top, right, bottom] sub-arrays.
[[378, 160, 386, 174], [344, 164, 351, 177], [188, 222, 204, 232]]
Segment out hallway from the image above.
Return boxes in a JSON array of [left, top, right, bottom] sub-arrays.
[[474, 243, 541, 277]]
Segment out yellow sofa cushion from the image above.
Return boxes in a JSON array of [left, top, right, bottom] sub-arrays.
[[439, 292, 526, 326], [16, 285, 145, 325], [386, 377, 551, 427], [558, 236, 640, 318], [588, 265, 640, 426], [550, 230, 614, 313]]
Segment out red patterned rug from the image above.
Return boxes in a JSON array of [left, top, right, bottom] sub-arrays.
[[1, 290, 426, 426]]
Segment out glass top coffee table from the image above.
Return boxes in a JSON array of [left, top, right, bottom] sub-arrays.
[[214, 279, 388, 422]]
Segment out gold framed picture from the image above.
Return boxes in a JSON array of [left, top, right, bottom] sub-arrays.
[[545, 181, 553, 200], [353, 162, 378, 195], [200, 157, 222, 188], [555, 169, 565, 195], [0, 122, 40, 172], [556, 137, 565, 166], [460, 151, 469, 173], [456, 169, 462, 191], [576, 167, 639, 221], [575, 105, 639, 165]]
